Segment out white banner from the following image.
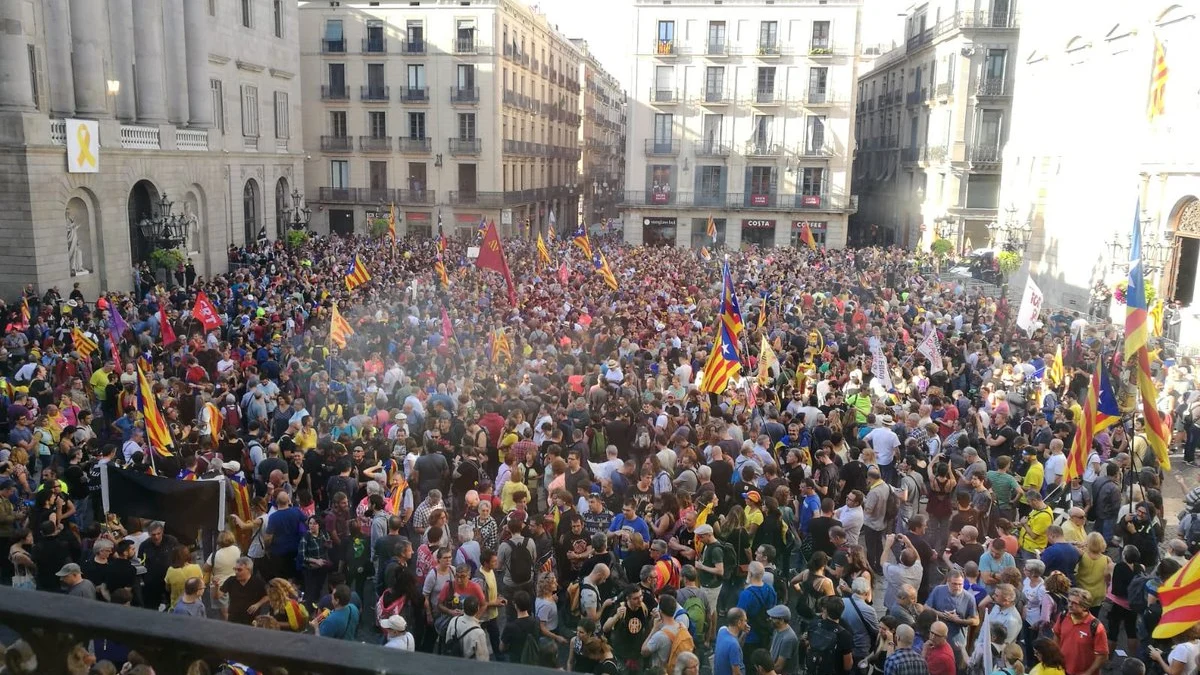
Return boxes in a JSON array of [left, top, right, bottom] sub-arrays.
[[916, 329, 944, 374], [66, 118, 99, 173], [1017, 276, 1045, 334], [870, 346, 894, 392]]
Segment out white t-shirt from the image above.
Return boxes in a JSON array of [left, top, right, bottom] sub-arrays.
[[1168, 641, 1199, 675], [385, 633, 415, 651], [864, 427, 901, 465], [1043, 453, 1066, 489]]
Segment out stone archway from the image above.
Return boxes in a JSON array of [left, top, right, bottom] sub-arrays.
[[127, 179, 161, 265], [1165, 197, 1200, 305]]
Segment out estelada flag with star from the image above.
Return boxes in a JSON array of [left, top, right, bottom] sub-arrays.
[[475, 220, 517, 306], [191, 291, 222, 331]]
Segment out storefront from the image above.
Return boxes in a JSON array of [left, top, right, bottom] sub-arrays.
[[643, 216, 677, 246], [455, 213, 483, 240], [741, 218, 776, 248], [406, 212, 432, 239], [791, 220, 827, 248]]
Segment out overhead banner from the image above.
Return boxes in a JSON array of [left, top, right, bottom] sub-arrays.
[[1016, 276, 1045, 334], [916, 328, 944, 374], [101, 465, 226, 533]]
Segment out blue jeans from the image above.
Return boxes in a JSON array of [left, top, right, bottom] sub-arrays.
[[1096, 518, 1115, 544]]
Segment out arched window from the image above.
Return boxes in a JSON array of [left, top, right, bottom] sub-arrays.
[[275, 177, 289, 240], [243, 179, 260, 245]]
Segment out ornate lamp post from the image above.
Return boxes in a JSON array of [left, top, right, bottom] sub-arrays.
[[1107, 210, 1174, 274], [137, 193, 191, 249], [282, 189, 312, 231]]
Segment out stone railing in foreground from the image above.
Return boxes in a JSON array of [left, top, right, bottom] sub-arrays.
[[0, 587, 549, 675]]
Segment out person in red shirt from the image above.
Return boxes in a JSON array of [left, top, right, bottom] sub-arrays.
[[1053, 588, 1109, 675], [923, 620, 958, 675], [438, 563, 486, 618]]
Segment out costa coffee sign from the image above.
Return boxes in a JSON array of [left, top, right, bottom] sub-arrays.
[[742, 219, 776, 229]]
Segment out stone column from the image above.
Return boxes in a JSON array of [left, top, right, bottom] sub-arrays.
[[43, 0, 75, 116], [182, 0, 211, 127], [0, 0, 36, 111], [107, 0, 136, 121], [131, 0, 167, 123], [69, 0, 112, 116], [162, 0, 187, 124]]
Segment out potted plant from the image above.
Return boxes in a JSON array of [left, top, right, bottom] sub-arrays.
[[1112, 278, 1157, 306], [930, 238, 954, 259], [997, 250, 1022, 276], [286, 229, 310, 248], [149, 247, 185, 271], [809, 47, 833, 56]]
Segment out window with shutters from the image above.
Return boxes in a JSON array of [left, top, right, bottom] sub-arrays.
[[458, 113, 476, 140], [210, 79, 224, 131], [369, 111, 387, 138], [273, 91, 288, 138], [240, 85, 259, 137]]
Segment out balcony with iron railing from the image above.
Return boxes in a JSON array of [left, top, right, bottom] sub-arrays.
[[402, 86, 430, 103], [650, 88, 680, 105], [320, 135, 353, 151], [318, 186, 355, 202], [797, 144, 834, 158], [923, 144, 949, 164], [320, 38, 346, 53], [450, 190, 504, 207], [935, 82, 955, 99], [644, 138, 680, 156], [362, 37, 387, 53], [449, 137, 482, 155], [396, 188, 435, 204], [976, 77, 1008, 97], [806, 89, 832, 106], [744, 141, 783, 157], [654, 40, 682, 56], [706, 40, 731, 56], [700, 88, 732, 105], [757, 40, 782, 56], [358, 136, 391, 152], [456, 37, 478, 54], [753, 89, 781, 105], [808, 41, 835, 57], [968, 144, 1002, 168], [694, 140, 731, 157], [360, 85, 389, 102], [503, 43, 513, 59], [398, 137, 432, 153], [401, 39, 427, 54], [905, 89, 922, 106], [906, 10, 1018, 54], [451, 86, 480, 104], [900, 146, 921, 164], [360, 187, 393, 203], [321, 85, 349, 101]]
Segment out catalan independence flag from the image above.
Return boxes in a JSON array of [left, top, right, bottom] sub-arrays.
[[706, 216, 717, 241], [719, 259, 745, 338], [344, 255, 372, 292], [490, 327, 512, 365], [699, 320, 742, 395], [1064, 357, 1119, 483], [329, 303, 354, 348], [229, 472, 252, 521], [136, 364, 173, 457], [1125, 201, 1171, 472], [592, 249, 619, 291], [537, 232, 552, 269], [18, 297, 30, 328], [1148, 35, 1168, 121], [573, 224, 593, 259], [434, 248, 449, 288], [1153, 551, 1200, 639], [798, 221, 817, 250], [72, 327, 99, 359]]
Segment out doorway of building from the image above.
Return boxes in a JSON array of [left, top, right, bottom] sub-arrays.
[[127, 179, 160, 265], [329, 209, 355, 236]]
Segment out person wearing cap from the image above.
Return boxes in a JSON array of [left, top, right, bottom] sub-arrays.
[[765, 604, 799, 675], [382, 613, 414, 650], [57, 561, 97, 600], [693, 524, 724, 610]]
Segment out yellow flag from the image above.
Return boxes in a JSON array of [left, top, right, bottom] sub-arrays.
[[757, 335, 779, 386]]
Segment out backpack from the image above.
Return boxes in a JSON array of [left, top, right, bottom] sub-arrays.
[[883, 485, 900, 527], [415, 544, 436, 584], [569, 581, 597, 616], [518, 633, 542, 666], [1180, 512, 1200, 555], [804, 619, 840, 675], [719, 541, 738, 580], [505, 536, 536, 586], [682, 594, 707, 640], [590, 427, 609, 463], [663, 623, 695, 675], [1127, 568, 1155, 614], [1184, 486, 1200, 514], [444, 618, 482, 658]]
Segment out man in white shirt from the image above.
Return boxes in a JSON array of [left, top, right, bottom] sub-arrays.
[[836, 491, 865, 546], [1043, 439, 1067, 492], [591, 445, 624, 483], [122, 428, 146, 463], [865, 415, 901, 484]]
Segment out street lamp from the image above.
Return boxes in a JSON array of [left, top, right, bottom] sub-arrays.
[[136, 193, 191, 249], [1107, 210, 1174, 274], [987, 211, 1033, 253], [282, 189, 311, 231]]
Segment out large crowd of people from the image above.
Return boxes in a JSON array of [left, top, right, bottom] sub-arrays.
[[1, 231, 1198, 675]]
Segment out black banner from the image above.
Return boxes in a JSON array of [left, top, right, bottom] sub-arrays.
[[102, 467, 224, 533]]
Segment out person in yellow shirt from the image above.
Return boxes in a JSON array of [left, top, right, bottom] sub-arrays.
[[743, 491, 764, 535], [1060, 508, 1088, 544], [1019, 446, 1044, 514], [90, 363, 114, 402], [295, 417, 318, 452], [1017, 491, 1053, 556], [500, 466, 531, 513]]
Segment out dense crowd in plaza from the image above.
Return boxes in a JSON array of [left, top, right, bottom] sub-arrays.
[[1, 230, 1198, 675]]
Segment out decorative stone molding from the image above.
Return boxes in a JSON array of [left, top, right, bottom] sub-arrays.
[[236, 60, 266, 73], [208, 53, 231, 65], [269, 68, 295, 80]]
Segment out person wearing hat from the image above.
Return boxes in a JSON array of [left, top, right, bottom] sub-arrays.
[[864, 414, 901, 486], [382, 613, 415, 650], [765, 604, 799, 675], [57, 562, 97, 600], [693, 524, 724, 611]]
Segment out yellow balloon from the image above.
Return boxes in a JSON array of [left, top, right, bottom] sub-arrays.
[[403, 251, 412, 259]]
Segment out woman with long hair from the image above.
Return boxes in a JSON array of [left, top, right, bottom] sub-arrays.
[[376, 563, 418, 634], [265, 577, 310, 632], [164, 545, 204, 609], [1029, 637, 1065, 675], [752, 496, 789, 577], [650, 492, 679, 539], [837, 544, 874, 604], [718, 505, 751, 577], [992, 643, 1027, 675], [299, 514, 333, 607], [1105, 544, 1145, 656], [7, 528, 36, 590]]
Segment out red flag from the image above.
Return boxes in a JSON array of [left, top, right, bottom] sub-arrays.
[[159, 305, 177, 346], [440, 306, 454, 342], [108, 338, 123, 372], [475, 220, 518, 306], [191, 291, 222, 331], [558, 262, 569, 285]]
